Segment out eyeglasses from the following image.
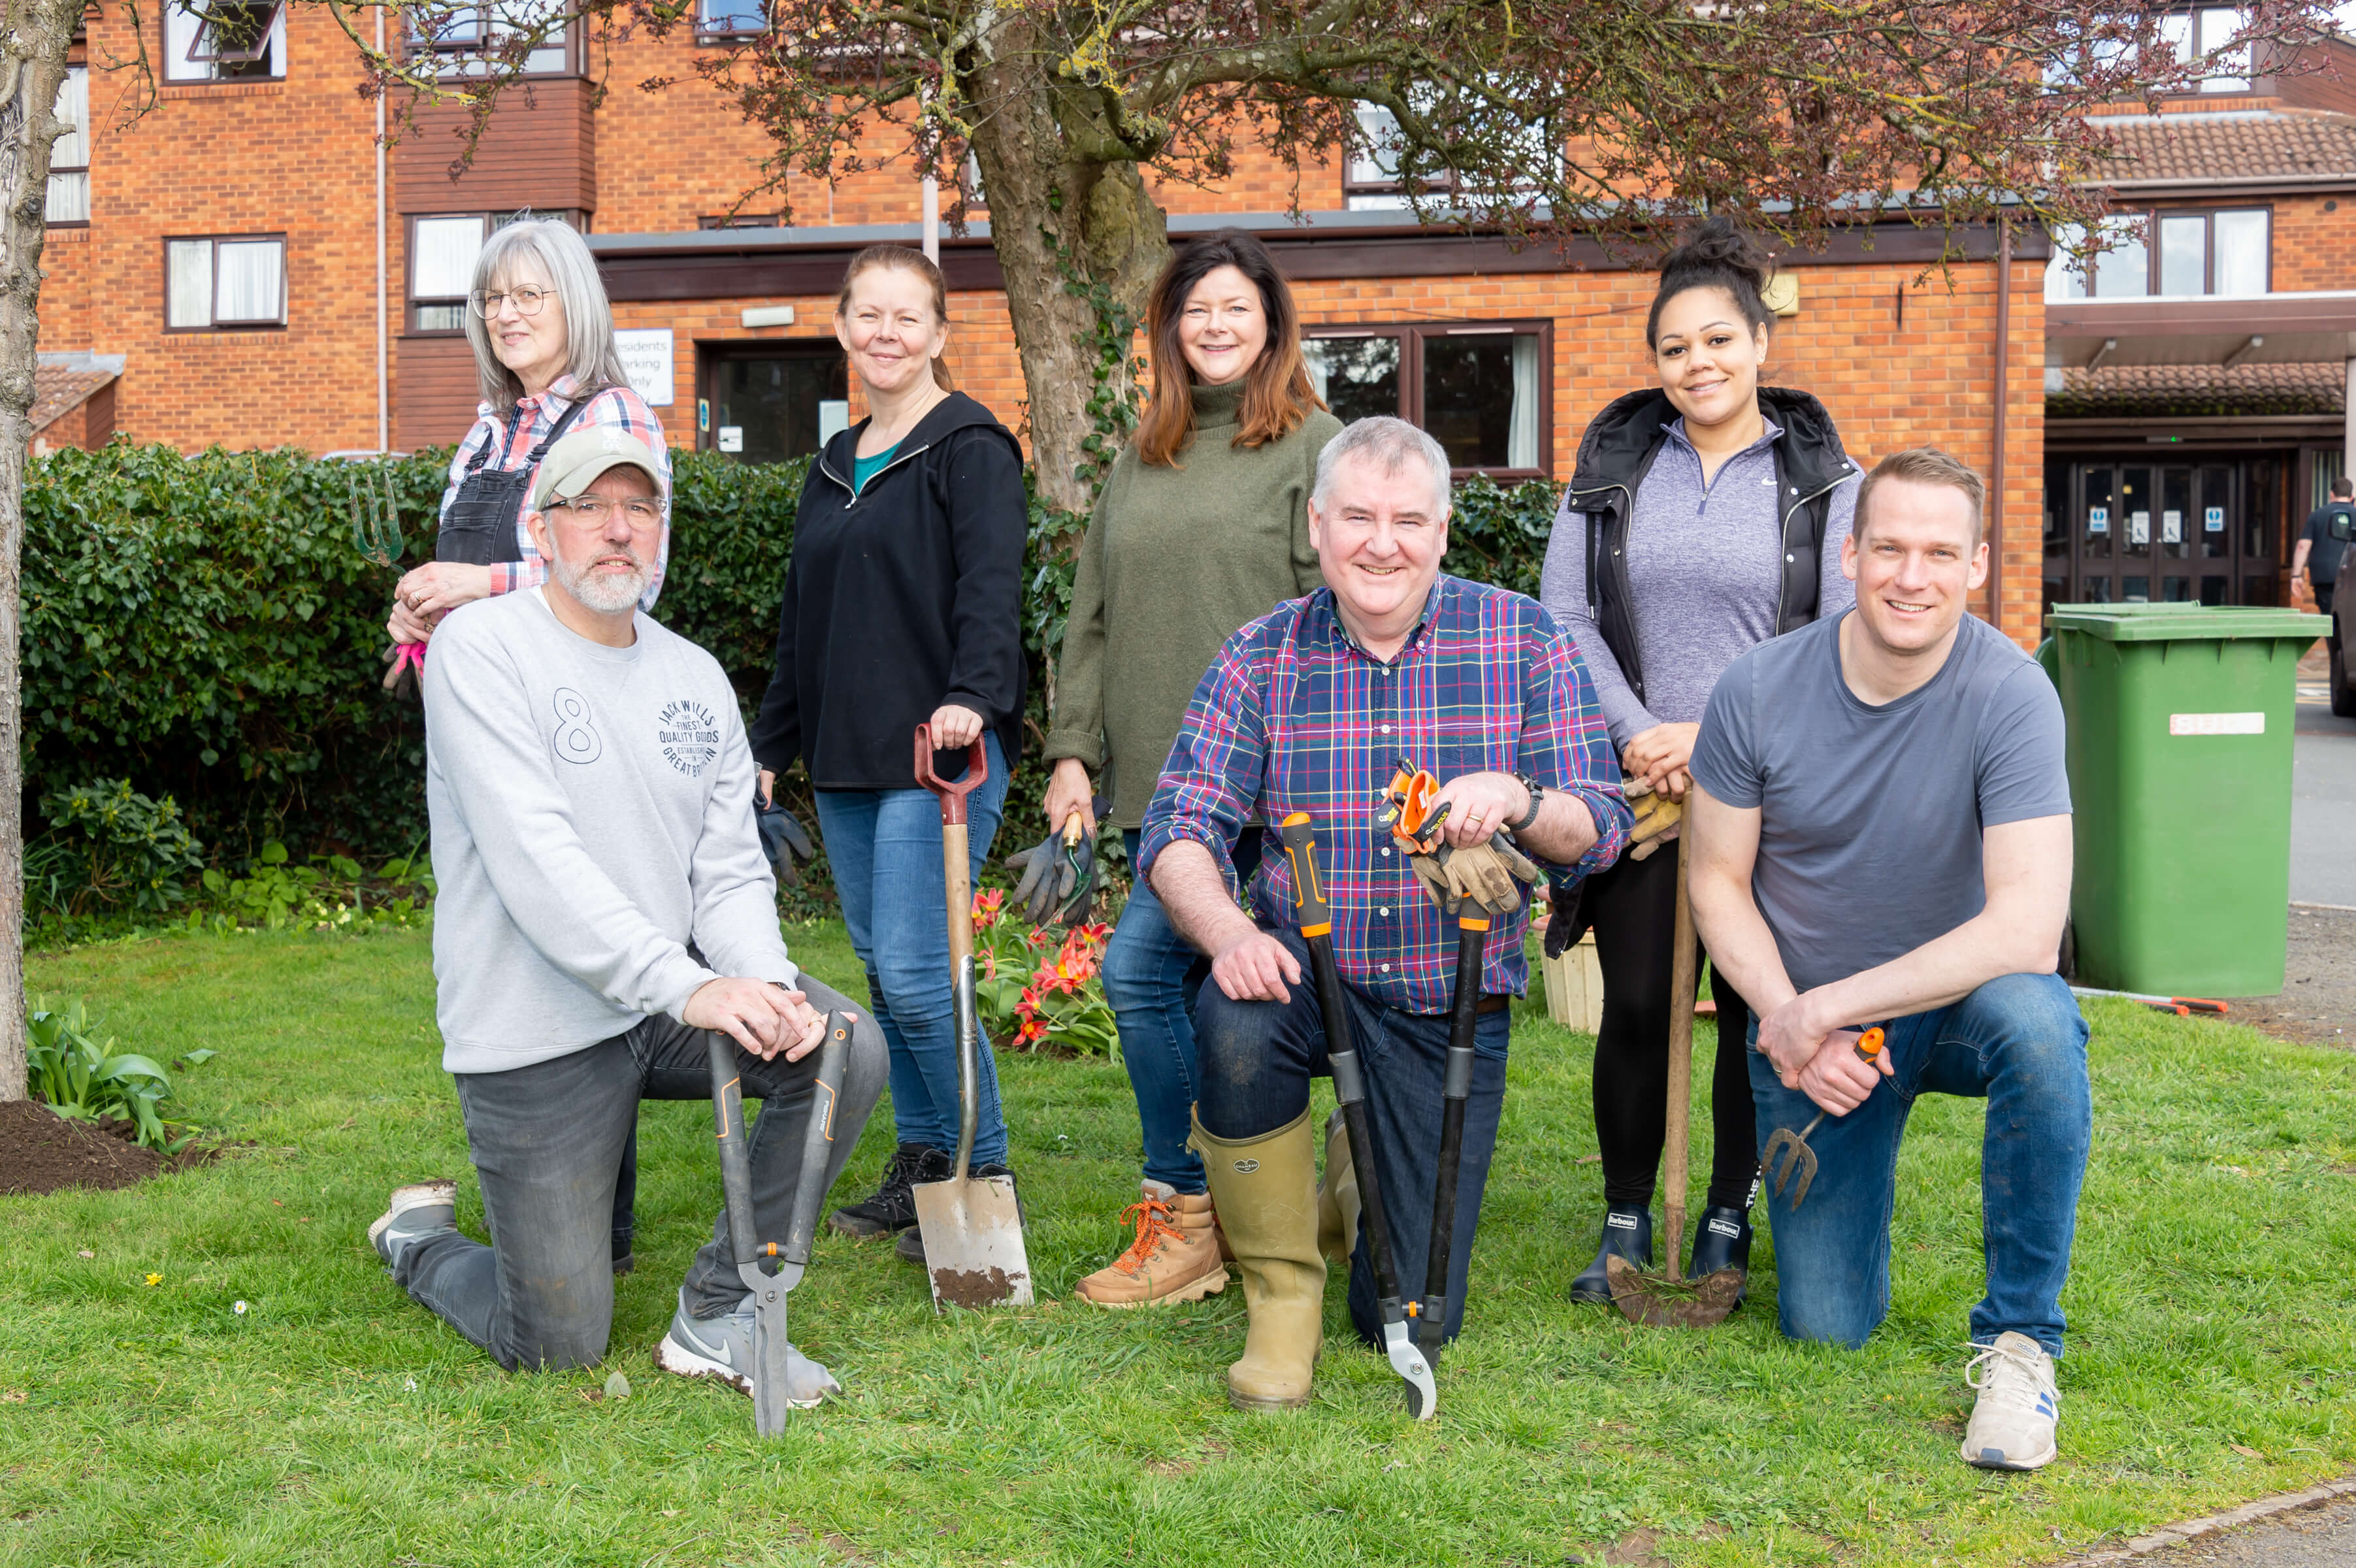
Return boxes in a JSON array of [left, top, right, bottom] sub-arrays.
[[546, 496, 661, 524], [469, 286, 555, 318]]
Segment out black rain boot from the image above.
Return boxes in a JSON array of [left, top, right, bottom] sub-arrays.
[[830, 1143, 953, 1239], [1684, 1204, 1754, 1304], [1568, 1203, 1653, 1303]]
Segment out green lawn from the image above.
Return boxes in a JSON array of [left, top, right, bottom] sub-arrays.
[[4, 924, 2354, 1567]]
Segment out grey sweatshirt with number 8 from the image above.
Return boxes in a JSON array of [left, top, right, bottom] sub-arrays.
[[423, 589, 798, 1075]]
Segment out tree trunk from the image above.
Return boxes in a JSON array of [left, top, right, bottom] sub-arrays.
[[0, 0, 78, 1102], [965, 20, 1170, 517]]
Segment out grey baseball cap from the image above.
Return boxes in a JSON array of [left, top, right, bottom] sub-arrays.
[[532, 425, 668, 510]]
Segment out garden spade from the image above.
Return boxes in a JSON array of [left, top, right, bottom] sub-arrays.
[[706, 1009, 855, 1435], [911, 728, 1034, 1313], [1279, 811, 1437, 1421], [1607, 847, 1746, 1329]]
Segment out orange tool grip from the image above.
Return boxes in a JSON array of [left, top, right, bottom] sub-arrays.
[[1854, 1026, 1886, 1062]]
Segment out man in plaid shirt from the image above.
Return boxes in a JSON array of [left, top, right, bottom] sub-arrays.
[[1138, 417, 1630, 1413]]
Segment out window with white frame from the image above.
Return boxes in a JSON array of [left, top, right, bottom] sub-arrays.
[[695, 0, 766, 37], [167, 236, 286, 329], [410, 215, 485, 331], [2047, 208, 2270, 299], [46, 67, 86, 225], [408, 1, 571, 76], [164, 0, 285, 83], [1303, 323, 1548, 475]]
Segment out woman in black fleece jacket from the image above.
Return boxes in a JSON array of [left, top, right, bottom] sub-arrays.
[[749, 246, 1027, 1260]]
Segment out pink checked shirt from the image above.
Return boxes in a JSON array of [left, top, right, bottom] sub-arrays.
[[439, 373, 673, 610]]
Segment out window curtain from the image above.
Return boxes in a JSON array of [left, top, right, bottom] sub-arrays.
[[1508, 334, 1540, 471], [413, 217, 485, 299], [216, 240, 284, 323], [167, 241, 213, 328], [2213, 211, 2268, 297]]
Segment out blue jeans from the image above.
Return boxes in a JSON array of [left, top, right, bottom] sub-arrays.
[[1105, 828, 1265, 1194], [815, 734, 1011, 1168], [1195, 929, 1511, 1350], [1748, 972, 2091, 1356], [395, 981, 888, 1369]]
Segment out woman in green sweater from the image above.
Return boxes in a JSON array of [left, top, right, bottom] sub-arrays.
[[1043, 229, 1341, 1309]]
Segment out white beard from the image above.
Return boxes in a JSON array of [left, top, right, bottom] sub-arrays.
[[552, 544, 651, 615]]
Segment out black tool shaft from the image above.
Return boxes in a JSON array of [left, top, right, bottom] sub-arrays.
[[1278, 812, 1413, 1331], [781, 1013, 853, 1269], [707, 1034, 761, 1269], [1418, 907, 1486, 1360]]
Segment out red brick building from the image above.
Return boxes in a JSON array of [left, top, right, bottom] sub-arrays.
[[39, 4, 2356, 647]]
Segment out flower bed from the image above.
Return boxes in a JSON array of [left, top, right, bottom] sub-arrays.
[[971, 889, 1118, 1054]]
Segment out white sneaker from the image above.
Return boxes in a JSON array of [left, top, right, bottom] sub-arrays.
[[653, 1287, 841, 1407], [1961, 1331, 2060, 1470], [367, 1179, 458, 1268]]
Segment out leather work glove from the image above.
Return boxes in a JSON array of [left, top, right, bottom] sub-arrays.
[[1440, 832, 1541, 918], [757, 800, 819, 887], [1626, 777, 1682, 862], [1004, 808, 1100, 926]]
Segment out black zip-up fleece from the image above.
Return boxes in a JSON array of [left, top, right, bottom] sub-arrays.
[[749, 392, 1028, 789], [1563, 385, 1855, 706]]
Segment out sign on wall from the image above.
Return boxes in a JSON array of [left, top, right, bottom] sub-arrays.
[[614, 329, 675, 407]]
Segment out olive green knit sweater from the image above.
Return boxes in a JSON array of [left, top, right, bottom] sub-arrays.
[[1044, 380, 1342, 830]]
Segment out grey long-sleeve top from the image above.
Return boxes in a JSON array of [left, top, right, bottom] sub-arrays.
[[1539, 415, 1859, 751]]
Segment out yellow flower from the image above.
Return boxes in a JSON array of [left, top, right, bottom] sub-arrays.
[[144, 1273, 162, 1286]]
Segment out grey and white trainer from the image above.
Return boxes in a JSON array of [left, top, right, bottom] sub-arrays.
[[367, 1179, 458, 1269], [1961, 1331, 2061, 1471], [653, 1286, 842, 1407]]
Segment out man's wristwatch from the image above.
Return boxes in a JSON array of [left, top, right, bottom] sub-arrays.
[[1509, 772, 1545, 833]]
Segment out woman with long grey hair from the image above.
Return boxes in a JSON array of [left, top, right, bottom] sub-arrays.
[[384, 215, 672, 1281], [385, 215, 671, 649]]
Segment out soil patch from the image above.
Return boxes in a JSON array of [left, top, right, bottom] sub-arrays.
[[2225, 906, 2356, 1048], [0, 1099, 210, 1196]]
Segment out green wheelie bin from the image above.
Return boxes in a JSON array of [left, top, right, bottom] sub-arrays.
[[2040, 603, 2328, 997]]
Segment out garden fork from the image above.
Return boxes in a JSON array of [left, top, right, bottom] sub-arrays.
[[1759, 1026, 1886, 1209], [346, 459, 404, 572]]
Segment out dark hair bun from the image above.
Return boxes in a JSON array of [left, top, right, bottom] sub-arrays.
[[1646, 215, 1777, 348]]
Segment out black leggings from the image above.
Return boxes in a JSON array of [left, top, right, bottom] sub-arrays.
[[1584, 834, 1759, 1213]]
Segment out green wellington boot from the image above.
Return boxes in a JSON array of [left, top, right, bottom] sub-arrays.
[[1192, 1106, 1325, 1412]]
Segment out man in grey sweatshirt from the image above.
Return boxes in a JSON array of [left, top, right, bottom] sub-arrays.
[[366, 427, 887, 1405]]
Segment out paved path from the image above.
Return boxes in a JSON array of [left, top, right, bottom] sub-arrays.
[[2138, 1495, 2356, 1565], [2293, 683, 2356, 908]]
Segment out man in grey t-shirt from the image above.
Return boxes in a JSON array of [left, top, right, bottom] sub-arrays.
[[366, 428, 887, 1405], [1688, 448, 2088, 1475]]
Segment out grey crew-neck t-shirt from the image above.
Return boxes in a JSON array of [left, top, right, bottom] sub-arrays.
[[1689, 611, 2071, 995]]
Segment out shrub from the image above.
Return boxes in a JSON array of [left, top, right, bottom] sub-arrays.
[[32, 777, 205, 915], [23, 440, 1562, 898], [25, 994, 214, 1150]]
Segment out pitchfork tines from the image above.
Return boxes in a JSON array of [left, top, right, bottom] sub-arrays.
[[1758, 1026, 1886, 1211]]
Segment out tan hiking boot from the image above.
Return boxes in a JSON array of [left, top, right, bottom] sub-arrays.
[[1192, 1107, 1324, 1412], [1315, 1108, 1361, 1265], [1072, 1181, 1230, 1308]]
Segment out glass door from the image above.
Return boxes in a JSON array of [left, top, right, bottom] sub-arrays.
[[2065, 461, 2246, 605], [700, 348, 849, 463]]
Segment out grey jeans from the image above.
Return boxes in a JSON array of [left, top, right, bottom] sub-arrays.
[[393, 975, 887, 1371]]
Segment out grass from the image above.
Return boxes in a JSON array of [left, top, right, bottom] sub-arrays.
[[3, 923, 2355, 1566]]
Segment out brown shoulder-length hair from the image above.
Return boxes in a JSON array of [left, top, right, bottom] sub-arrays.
[[1134, 230, 1323, 467], [835, 244, 957, 392]]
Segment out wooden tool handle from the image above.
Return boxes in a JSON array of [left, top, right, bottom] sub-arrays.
[[1662, 845, 1699, 1282]]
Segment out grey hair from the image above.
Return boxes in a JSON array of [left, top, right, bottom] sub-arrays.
[[1311, 416, 1452, 520], [464, 217, 630, 416]]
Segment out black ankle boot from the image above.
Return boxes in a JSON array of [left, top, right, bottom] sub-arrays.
[[1686, 1203, 1754, 1294], [831, 1143, 953, 1239], [1568, 1203, 1653, 1303]]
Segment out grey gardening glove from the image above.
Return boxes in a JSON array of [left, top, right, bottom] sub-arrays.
[[757, 800, 817, 887]]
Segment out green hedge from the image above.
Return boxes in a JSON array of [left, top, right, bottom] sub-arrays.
[[24, 441, 1563, 889]]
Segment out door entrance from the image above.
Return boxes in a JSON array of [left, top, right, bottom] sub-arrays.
[[2043, 458, 2280, 614], [699, 346, 848, 463]]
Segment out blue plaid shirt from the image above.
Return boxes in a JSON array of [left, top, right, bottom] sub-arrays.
[[1138, 575, 1629, 1015]]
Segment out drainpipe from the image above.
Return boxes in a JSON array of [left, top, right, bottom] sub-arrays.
[[1991, 215, 2012, 638], [375, 5, 387, 452], [2344, 355, 2354, 489]]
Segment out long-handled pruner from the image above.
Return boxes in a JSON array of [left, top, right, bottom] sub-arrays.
[[1414, 891, 1486, 1371], [1758, 1026, 1887, 1210], [1279, 810, 1439, 1422], [707, 1009, 855, 1435]]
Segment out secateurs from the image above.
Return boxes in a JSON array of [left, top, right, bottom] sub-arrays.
[[1758, 1026, 1888, 1210]]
